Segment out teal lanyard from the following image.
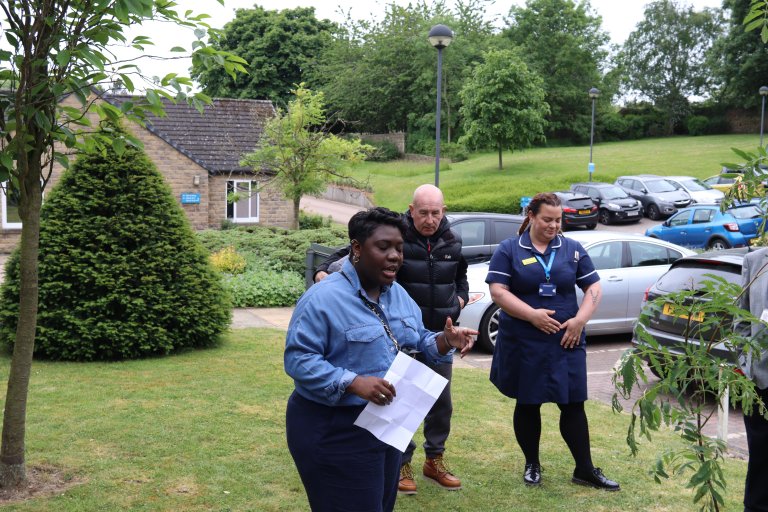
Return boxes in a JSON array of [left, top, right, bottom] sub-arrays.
[[534, 249, 556, 282]]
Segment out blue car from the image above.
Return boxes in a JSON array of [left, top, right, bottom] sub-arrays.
[[645, 203, 764, 250]]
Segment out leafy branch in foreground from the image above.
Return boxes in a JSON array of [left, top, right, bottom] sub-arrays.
[[612, 275, 767, 511]]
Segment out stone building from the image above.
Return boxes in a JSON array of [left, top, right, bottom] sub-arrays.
[[0, 94, 293, 252]]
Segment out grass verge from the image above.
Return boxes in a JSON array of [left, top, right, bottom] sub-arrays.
[[0, 328, 747, 511], [346, 134, 759, 213]]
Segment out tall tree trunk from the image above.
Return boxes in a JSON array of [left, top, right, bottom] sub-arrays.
[[0, 163, 42, 488], [498, 144, 503, 170], [292, 196, 301, 230]]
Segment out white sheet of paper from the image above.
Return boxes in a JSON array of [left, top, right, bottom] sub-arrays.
[[353, 351, 448, 452]]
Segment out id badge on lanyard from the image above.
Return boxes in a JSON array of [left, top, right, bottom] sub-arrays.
[[536, 250, 557, 297]]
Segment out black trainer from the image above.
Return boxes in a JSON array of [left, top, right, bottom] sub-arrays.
[[572, 467, 620, 491], [523, 463, 542, 486]]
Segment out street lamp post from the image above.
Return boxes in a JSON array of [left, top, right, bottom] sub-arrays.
[[588, 87, 600, 182], [760, 86, 768, 147], [429, 24, 453, 188]]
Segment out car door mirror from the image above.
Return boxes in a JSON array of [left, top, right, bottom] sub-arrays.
[[663, 219, 671, 227]]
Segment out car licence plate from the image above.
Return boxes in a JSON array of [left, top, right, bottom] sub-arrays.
[[578, 209, 591, 215], [627, 211, 639, 216], [662, 303, 704, 322]]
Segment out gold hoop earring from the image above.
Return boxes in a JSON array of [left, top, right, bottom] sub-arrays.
[[352, 253, 360, 264]]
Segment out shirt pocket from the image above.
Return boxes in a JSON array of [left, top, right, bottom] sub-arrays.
[[344, 324, 392, 375], [390, 315, 421, 351]]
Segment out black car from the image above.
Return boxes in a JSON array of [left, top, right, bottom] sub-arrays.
[[553, 191, 598, 230], [446, 212, 525, 263], [570, 182, 642, 225], [632, 248, 749, 368]]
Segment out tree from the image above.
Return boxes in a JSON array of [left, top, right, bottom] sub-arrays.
[[314, 0, 496, 138], [619, 0, 724, 133], [744, 0, 768, 42], [458, 49, 549, 170], [712, 0, 768, 109], [0, 0, 244, 488], [192, 6, 336, 107], [0, 123, 231, 361], [240, 86, 371, 230], [502, 0, 610, 143]]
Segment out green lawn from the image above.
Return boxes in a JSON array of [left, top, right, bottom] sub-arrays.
[[0, 329, 748, 511], [346, 134, 758, 213]]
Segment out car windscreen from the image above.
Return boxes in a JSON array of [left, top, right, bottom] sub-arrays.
[[653, 263, 741, 293], [728, 205, 762, 219], [645, 180, 678, 193], [680, 178, 709, 191], [601, 186, 629, 199]]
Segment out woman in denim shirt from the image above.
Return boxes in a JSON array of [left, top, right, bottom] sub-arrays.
[[285, 207, 475, 512]]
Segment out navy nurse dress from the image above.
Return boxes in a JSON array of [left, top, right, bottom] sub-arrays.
[[485, 232, 600, 404]]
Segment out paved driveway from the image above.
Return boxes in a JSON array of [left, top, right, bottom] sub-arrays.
[[460, 334, 749, 458]]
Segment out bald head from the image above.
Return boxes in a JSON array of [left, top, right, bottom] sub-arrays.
[[409, 184, 446, 237]]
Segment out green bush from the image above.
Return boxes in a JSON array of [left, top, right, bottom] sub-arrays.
[[442, 142, 468, 162], [686, 115, 709, 136], [363, 139, 400, 161], [222, 270, 305, 307], [299, 211, 332, 229], [0, 125, 231, 361], [197, 225, 348, 275]]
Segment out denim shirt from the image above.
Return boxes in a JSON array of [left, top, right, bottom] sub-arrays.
[[285, 258, 453, 406]]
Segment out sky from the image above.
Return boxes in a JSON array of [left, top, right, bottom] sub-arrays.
[[119, 0, 725, 89]]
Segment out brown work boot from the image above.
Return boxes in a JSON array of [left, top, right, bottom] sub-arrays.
[[423, 454, 462, 490], [398, 462, 417, 495]]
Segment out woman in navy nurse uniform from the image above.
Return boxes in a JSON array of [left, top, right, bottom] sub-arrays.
[[486, 192, 620, 491]]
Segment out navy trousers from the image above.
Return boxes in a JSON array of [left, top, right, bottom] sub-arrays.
[[744, 385, 768, 512], [286, 391, 401, 512], [402, 354, 453, 463]]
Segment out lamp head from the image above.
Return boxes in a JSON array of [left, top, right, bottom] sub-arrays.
[[428, 24, 453, 49], [589, 87, 601, 100], [760, 86, 768, 97]]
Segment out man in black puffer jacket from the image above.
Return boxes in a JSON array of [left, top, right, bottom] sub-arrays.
[[314, 184, 469, 494]]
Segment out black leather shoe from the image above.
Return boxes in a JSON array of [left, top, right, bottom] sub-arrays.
[[523, 463, 541, 486], [572, 467, 620, 491]]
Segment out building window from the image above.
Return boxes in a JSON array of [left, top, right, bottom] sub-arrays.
[[226, 180, 260, 222], [1, 181, 22, 229]]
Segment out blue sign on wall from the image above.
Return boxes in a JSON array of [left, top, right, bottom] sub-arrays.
[[181, 193, 201, 204]]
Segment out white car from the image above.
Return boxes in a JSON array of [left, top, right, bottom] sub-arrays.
[[457, 231, 696, 352], [664, 175, 724, 205]]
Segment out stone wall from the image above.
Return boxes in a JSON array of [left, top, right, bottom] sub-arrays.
[[318, 184, 375, 208], [360, 132, 406, 154], [726, 109, 761, 134]]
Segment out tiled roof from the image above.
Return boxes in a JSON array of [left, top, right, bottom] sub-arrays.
[[105, 95, 275, 175]]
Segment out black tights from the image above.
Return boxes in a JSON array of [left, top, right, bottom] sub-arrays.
[[513, 402, 593, 471]]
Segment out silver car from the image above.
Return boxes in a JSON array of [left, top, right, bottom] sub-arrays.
[[457, 232, 695, 352], [664, 175, 724, 205]]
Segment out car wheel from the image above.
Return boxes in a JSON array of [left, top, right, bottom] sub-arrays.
[[586, 223, 597, 230], [477, 304, 500, 353], [598, 209, 611, 225], [646, 204, 661, 220], [707, 237, 731, 250]]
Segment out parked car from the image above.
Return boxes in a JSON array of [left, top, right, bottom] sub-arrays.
[[570, 182, 642, 225], [664, 175, 724, 204], [446, 212, 525, 264], [552, 191, 598, 230], [645, 202, 764, 250], [632, 248, 748, 370], [702, 174, 737, 193], [704, 173, 766, 196], [457, 232, 695, 352], [615, 175, 692, 220]]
